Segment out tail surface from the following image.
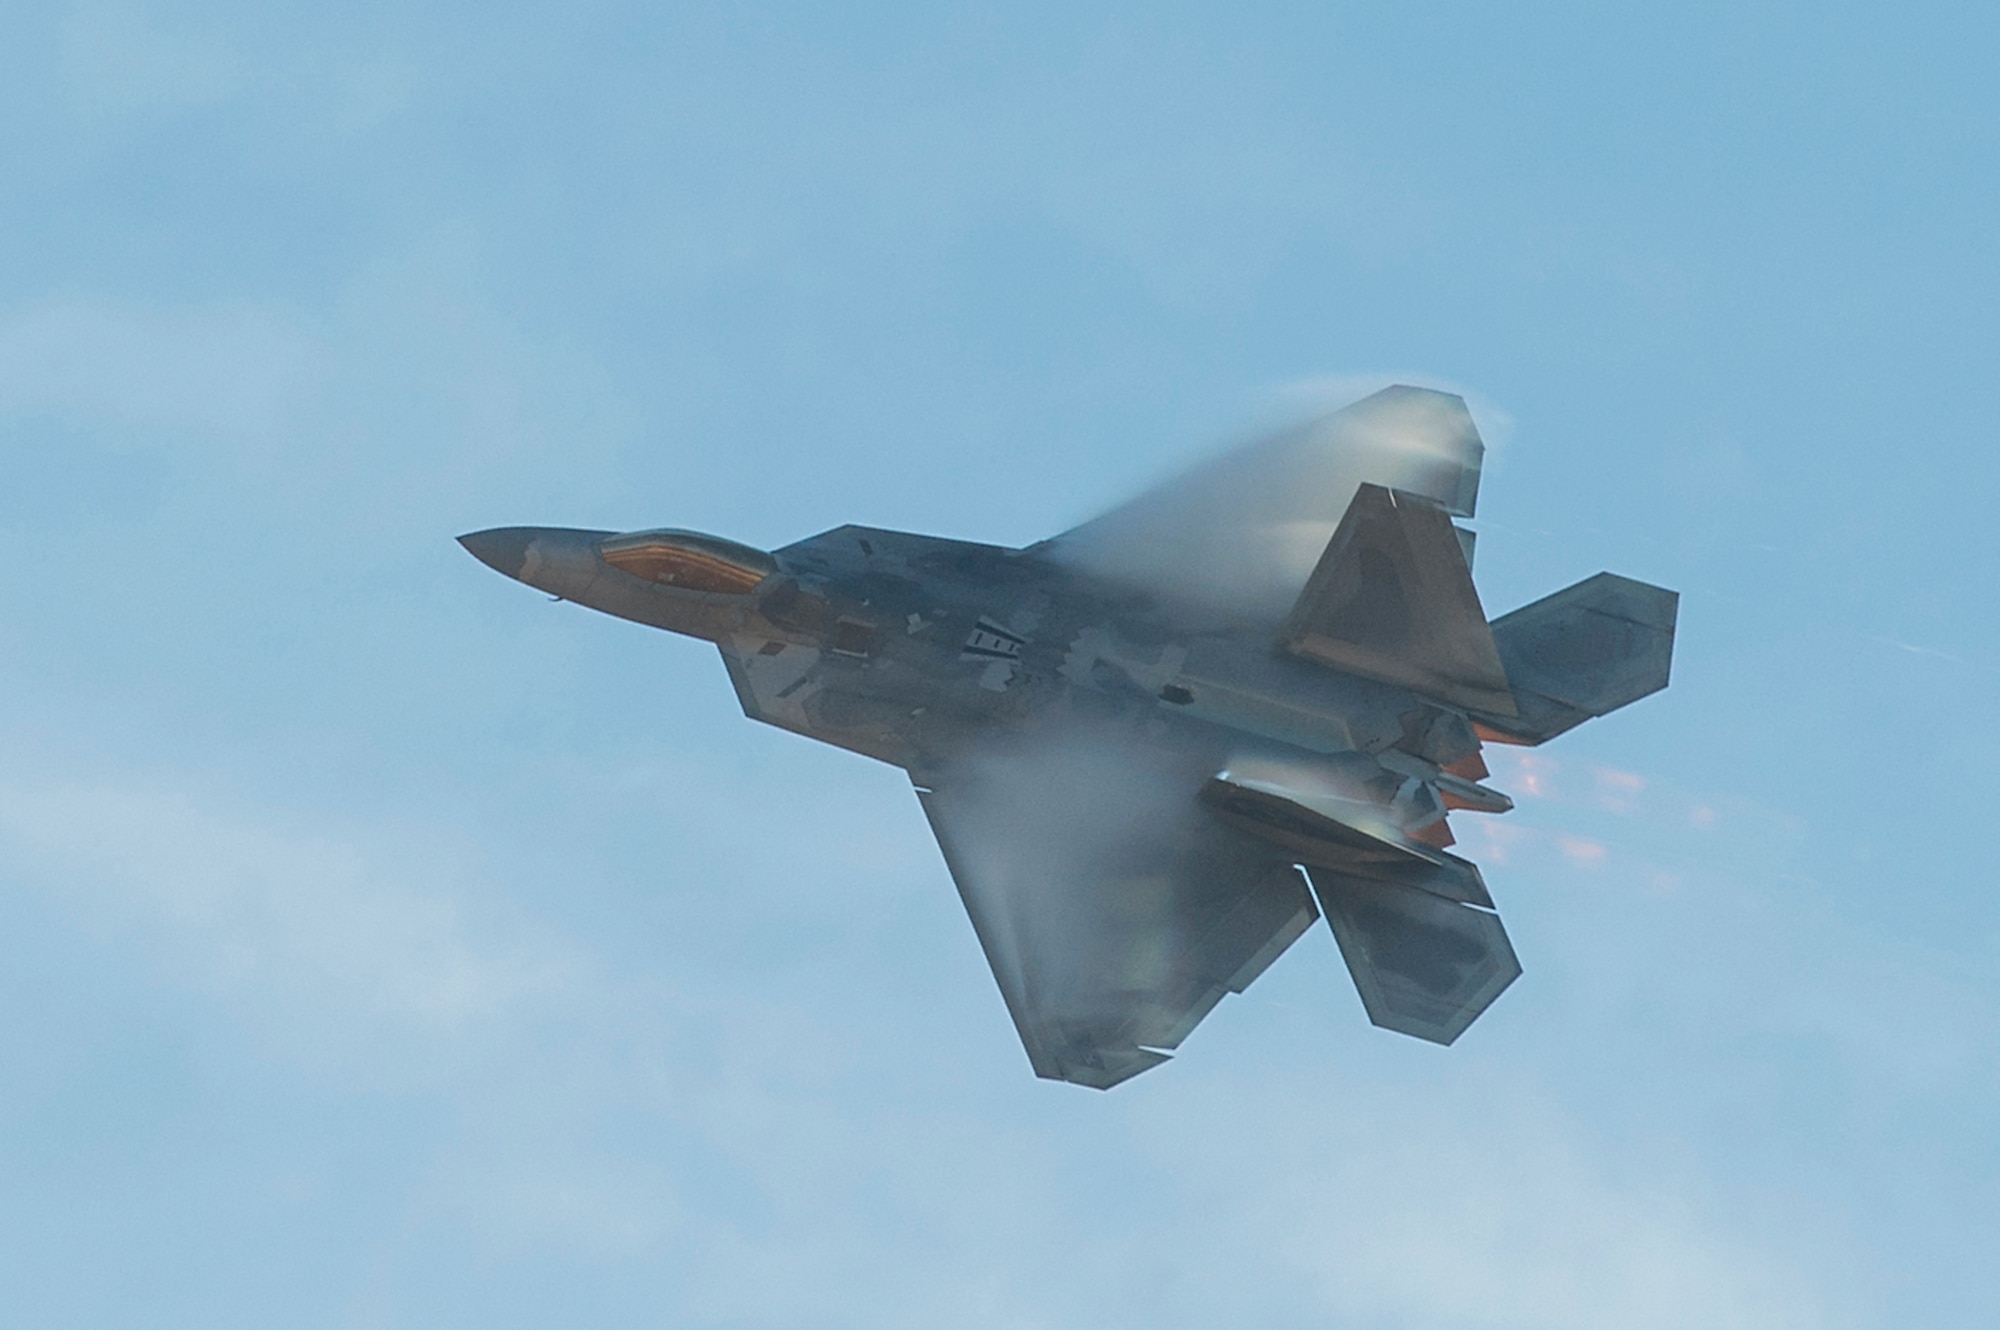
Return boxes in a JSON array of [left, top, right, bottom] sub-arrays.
[[1278, 483, 1515, 715], [1474, 573, 1678, 745]]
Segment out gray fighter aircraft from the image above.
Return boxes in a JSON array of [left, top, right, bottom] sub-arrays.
[[462, 386, 1676, 1088]]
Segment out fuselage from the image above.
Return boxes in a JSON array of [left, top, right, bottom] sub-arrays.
[[460, 522, 1503, 852]]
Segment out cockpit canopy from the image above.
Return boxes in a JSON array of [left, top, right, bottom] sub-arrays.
[[599, 529, 779, 595]]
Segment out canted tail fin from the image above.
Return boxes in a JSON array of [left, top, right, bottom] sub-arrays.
[[1474, 573, 1678, 745], [1279, 483, 1516, 715]]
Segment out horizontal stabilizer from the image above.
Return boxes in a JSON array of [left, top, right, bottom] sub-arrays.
[[1280, 484, 1515, 715], [1479, 573, 1678, 745], [1307, 867, 1520, 1045]]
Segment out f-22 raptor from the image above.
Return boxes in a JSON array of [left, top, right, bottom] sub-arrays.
[[462, 386, 1676, 1089]]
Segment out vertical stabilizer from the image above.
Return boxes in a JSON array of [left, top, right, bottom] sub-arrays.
[[1279, 484, 1515, 715]]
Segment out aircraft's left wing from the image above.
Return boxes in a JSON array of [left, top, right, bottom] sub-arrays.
[[915, 748, 1320, 1089]]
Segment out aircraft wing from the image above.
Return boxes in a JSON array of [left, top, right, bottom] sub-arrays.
[[1037, 385, 1486, 629], [915, 746, 1321, 1089]]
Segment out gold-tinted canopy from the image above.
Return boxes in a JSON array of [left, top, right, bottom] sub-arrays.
[[599, 529, 778, 595]]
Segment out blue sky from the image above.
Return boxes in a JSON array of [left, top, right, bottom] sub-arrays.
[[2, 3, 1997, 1326]]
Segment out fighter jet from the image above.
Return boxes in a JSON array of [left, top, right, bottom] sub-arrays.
[[461, 386, 1676, 1089]]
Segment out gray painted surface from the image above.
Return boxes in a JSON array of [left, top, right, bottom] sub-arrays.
[[462, 386, 1675, 1087]]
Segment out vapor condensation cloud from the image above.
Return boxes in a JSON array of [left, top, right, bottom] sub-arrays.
[[1046, 384, 1488, 626]]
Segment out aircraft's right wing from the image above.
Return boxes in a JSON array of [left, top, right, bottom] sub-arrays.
[[1037, 385, 1486, 629]]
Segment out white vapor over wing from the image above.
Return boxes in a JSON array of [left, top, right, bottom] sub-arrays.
[[1039, 384, 1486, 629], [940, 719, 1206, 1010], [923, 713, 1306, 1083]]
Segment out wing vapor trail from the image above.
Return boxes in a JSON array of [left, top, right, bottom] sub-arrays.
[[1040, 386, 1487, 630], [921, 714, 1315, 1086], [940, 719, 1201, 1016]]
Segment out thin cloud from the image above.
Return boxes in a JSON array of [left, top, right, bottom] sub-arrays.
[[56, 1, 246, 116], [0, 765, 579, 1047], [1135, 1077, 1863, 1330], [0, 296, 329, 441]]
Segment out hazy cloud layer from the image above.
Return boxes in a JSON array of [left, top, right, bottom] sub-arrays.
[[3, 2, 1997, 1326], [0, 745, 1872, 1328]]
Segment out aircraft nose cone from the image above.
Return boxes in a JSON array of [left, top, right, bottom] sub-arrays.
[[458, 527, 537, 579], [458, 525, 616, 599]]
